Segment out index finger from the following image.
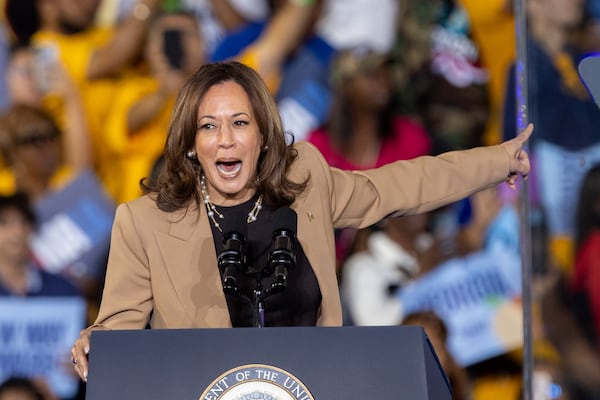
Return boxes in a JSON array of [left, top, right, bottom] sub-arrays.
[[516, 123, 534, 144]]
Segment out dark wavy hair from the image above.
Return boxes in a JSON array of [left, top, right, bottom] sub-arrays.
[[143, 61, 307, 212], [0, 192, 36, 227], [5, 0, 40, 46], [0, 376, 44, 400]]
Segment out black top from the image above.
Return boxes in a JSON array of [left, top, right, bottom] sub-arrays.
[[208, 196, 322, 327]]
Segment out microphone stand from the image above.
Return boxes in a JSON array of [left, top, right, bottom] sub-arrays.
[[253, 280, 265, 328], [224, 266, 285, 328], [223, 265, 286, 328], [227, 207, 297, 328], [252, 273, 288, 328], [252, 222, 296, 327]]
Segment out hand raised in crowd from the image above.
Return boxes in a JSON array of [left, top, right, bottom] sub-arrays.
[[45, 59, 80, 99], [146, 24, 187, 95], [502, 123, 533, 189], [71, 325, 110, 382]]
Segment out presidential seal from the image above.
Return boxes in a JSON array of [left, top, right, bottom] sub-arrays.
[[199, 364, 315, 400]]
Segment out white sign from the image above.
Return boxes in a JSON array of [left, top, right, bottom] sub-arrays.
[[0, 297, 86, 398], [31, 170, 115, 280], [398, 247, 523, 366]]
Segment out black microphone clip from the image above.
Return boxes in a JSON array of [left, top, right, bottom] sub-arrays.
[[266, 207, 297, 292], [218, 212, 248, 296]]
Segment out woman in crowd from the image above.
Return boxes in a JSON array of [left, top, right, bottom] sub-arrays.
[[307, 46, 432, 269], [0, 192, 80, 297]]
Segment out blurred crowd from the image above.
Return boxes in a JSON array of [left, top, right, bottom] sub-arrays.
[[1, 0, 600, 399]]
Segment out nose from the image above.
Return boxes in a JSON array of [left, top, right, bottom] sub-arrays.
[[218, 125, 235, 148]]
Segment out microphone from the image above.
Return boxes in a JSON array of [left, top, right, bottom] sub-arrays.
[[218, 210, 248, 295], [267, 207, 297, 291]]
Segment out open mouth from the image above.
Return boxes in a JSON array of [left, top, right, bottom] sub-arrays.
[[216, 160, 242, 177]]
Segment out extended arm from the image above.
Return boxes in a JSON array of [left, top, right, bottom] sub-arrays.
[[317, 124, 532, 228], [87, 0, 161, 79]]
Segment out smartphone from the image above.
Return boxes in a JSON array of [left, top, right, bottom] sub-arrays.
[[163, 29, 184, 70], [33, 44, 58, 93]]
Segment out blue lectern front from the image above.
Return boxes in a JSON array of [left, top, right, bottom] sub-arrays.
[[85, 325, 451, 400]]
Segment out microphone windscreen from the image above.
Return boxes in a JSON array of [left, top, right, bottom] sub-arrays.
[[220, 207, 248, 236], [272, 207, 297, 233]]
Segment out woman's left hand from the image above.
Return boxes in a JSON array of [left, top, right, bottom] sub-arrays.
[[502, 123, 533, 189]]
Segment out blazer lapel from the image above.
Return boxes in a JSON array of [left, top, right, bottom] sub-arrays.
[[156, 206, 232, 327], [292, 189, 340, 326]]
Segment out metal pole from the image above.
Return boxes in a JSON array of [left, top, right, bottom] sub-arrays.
[[254, 281, 265, 328], [514, 0, 533, 399]]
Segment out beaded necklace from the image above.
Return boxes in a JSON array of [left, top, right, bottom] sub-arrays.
[[200, 174, 263, 232]]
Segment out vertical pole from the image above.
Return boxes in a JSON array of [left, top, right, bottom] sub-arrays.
[[514, 0, 533, 399], [254, 282, 265, 328]]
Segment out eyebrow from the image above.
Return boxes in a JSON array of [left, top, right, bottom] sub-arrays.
[[197, 112, 251, 121]]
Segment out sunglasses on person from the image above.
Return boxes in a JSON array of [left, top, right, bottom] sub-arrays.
[[14, 130, 59, 148]]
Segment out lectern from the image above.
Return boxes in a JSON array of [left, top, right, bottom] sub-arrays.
[[85, 326, 451, 399]]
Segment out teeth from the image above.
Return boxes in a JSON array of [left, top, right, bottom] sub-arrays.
[[216, 162, 242, 177]]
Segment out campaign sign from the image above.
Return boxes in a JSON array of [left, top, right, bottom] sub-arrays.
[[0, 297, 86, 398], [398, 247, 523, 366], [30, 169, 115, 281]]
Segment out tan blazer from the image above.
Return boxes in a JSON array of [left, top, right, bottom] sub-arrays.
[[93, 141, 510, 329]]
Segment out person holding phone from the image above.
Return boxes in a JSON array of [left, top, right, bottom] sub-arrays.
[[4, 0, 163, 202], [163, 28, 185, 70], [3, 44, 92, 201], [104, 10, 206, 203]]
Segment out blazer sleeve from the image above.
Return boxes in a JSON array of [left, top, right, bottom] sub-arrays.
[[295, 141, 511, 229], [93, 202, 154, 329]]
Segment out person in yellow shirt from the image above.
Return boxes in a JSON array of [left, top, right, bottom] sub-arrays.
[[105, 10, 205, 203], [5, 0, 162, 201], [0, 44, 91, 201]]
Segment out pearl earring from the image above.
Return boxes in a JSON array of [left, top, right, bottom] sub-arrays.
[[263, 145, 269, 151], [186, 150, 196, 159]]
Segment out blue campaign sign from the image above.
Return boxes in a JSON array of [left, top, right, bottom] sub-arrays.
[[0, 297, 86, 398], [398, 247, 523, 366], [30, 169, 116, 281]]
